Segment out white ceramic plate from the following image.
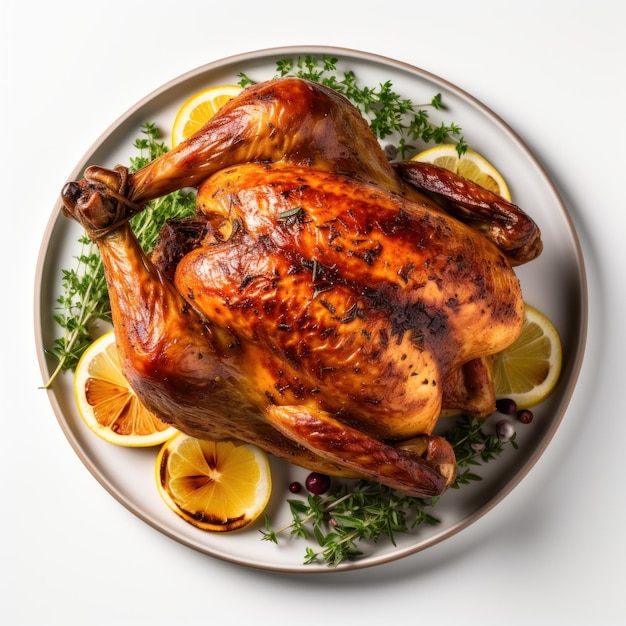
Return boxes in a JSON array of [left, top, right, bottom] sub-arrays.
[[35, 46, 587, 572]]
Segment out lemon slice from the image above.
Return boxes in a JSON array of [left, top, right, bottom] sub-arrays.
[[493, 304, 562, 408], [74, 331, 178, 447], [412, 144, 511, 200], [156, 434, 272, 532], [171, 84, 243, 147]]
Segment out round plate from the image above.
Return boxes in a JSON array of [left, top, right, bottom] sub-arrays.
[[34, 46, 587, 572]]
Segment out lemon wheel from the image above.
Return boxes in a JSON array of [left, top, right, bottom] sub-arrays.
[[156, 434, 272, 532], [493, 304, 562, 408], [171, 84, 243, 147], [74, 331, 178, 446]]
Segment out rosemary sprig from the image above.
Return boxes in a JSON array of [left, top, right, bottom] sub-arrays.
[[239, 54, 467, 158], [45, 123, 196, 383], [262, 415, 515, 566]]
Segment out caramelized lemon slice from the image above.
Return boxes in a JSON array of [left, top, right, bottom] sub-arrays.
[[156, 434, 272, 532], [493, 304, 563, 408], [171, 84, 243, 147], [412, 144, 511, 200], [74, 331, 178, 446]]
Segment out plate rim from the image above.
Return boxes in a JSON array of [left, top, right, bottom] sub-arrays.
[[34, 44, 589, 573]]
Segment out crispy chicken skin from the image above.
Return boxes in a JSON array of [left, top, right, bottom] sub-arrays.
[[60, 77, 542, 497]]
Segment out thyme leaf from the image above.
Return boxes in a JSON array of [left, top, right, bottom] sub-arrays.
[[276, 206, 305, 226]]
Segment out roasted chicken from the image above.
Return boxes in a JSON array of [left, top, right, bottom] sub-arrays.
[[60, 77, 542, 498]]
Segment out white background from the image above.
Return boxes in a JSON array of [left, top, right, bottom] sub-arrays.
[[2, 1, 624, 624]]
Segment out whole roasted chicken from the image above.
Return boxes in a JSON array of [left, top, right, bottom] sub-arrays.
[[61, 77, 541, 498]]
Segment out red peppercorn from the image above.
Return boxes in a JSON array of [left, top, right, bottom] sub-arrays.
[[289, 481, 302, 494], [518, 409, 534, 424]]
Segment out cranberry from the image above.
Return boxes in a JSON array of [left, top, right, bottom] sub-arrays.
[[496, 398, 517, 415], [518, 409, 534, 424], [305, 472, 331, 495], [289, 481, 302, 494]]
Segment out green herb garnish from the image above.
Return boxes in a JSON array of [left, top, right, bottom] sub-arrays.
[[445, 415, 518, 488], [262, 482, 439, 566]]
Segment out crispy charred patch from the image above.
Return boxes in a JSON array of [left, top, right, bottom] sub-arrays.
[[151, 217, 214, 282]]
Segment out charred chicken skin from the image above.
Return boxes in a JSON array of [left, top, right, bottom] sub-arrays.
[[61, 77, 542, 498]]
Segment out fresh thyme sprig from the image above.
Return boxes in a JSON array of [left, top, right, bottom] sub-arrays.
[[262, 415, 516, 566], [45, 123, 196, 384], [238, 55, 467, 159], [445, 415, 518, 488], [45, 236, 110, 386], [261, 481, 440, 566], [126, 124, 196, 253]]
